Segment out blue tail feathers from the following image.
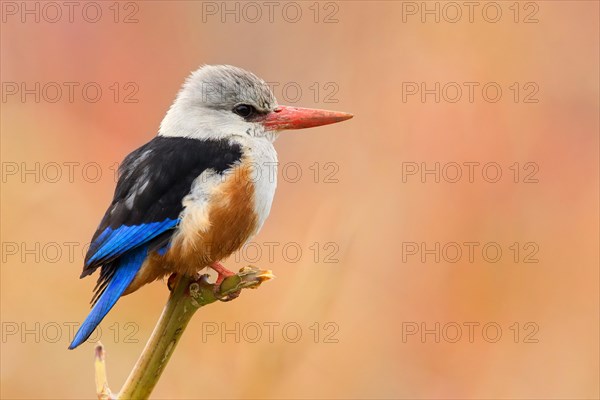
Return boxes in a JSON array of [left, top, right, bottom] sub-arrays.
[[69, 247, 147, 349]]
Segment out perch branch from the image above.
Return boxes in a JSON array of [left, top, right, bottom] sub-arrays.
[[94, 342, 114, 400], [92, 266, 273, 400]]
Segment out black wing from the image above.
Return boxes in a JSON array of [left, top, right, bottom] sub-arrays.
[[81, 136, 242, 279]]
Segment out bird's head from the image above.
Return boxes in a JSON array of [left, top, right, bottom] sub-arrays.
[[159, 65, 353, 142]]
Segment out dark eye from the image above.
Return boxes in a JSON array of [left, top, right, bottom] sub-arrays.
[[233, 104, 256, 118]]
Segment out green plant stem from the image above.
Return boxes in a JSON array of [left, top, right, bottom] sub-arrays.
[[93, 266, 273, 400]]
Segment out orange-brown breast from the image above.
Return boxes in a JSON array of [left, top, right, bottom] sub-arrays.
[[124, 159, 259, 294]]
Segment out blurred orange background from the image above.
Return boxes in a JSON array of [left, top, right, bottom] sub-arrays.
[[1, 1, 598, 399]]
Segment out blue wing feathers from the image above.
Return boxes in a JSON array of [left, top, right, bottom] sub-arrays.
[[71, 219, 178, 349], [69, 246, 149, 349], [86, 219, 178, 266]]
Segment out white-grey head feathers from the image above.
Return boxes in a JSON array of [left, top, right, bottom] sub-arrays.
[[158, 65, 278, 141]]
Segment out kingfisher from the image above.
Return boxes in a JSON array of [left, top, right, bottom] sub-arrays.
[[69, 65, 353, 349]]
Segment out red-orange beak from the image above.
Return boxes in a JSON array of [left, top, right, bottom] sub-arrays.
[[262, 106, 353, 131]]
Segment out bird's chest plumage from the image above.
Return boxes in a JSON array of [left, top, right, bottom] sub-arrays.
[[165, 140, 277, 275]]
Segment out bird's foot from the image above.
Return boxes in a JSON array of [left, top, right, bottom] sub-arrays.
[[210, 262, 240, 301], [211, 261, 235, 286]]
